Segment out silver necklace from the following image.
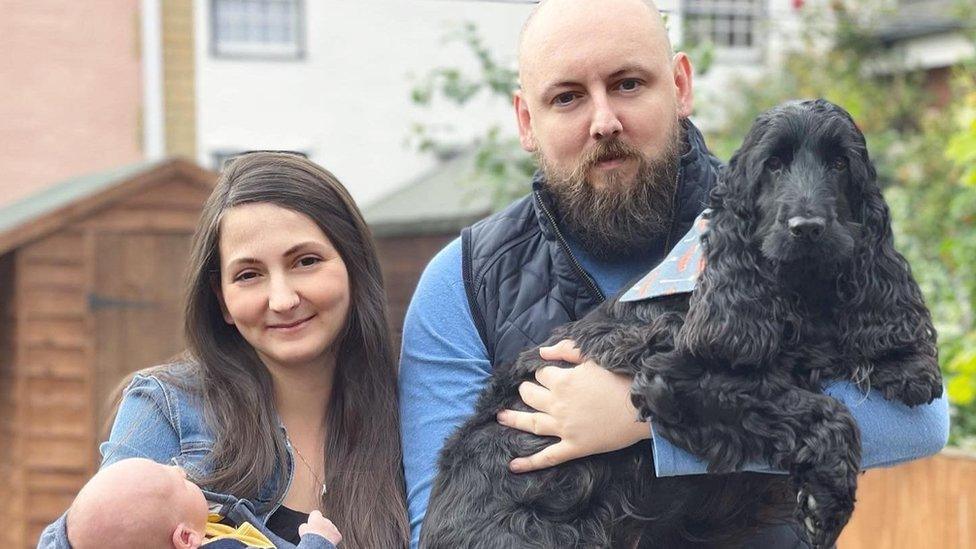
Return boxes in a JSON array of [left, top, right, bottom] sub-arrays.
[[292, 441, 327, 498]]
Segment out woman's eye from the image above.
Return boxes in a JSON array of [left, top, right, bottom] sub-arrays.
[[297, 256, 321, 268], [766, 156, 783, 172], [234, 271, 259, 282], [553, 92, 578, 106]]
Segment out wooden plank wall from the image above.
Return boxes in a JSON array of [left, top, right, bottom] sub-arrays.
[[6, 176, 210, 547], [839, 451, 975, 549], [0, 252, 23, 547], [16, 229, 94, 545], [374, 233, 455, 346]]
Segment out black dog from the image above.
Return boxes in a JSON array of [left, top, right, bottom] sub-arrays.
[[420, 100, 943, 549]]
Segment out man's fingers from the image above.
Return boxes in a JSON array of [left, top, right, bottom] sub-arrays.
[[496, 409, 559, 436], [535, 364, 570, 388], [539, 339, 583, 363], [517, 381, 552, 412], [509, 442, 573, 473]]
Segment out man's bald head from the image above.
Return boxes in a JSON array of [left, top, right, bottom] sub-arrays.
[[510, 0, 694, 260], [518, 0, 673, 86]]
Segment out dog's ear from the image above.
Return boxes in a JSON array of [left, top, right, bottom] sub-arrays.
[[679, 169, 794, 368], [711, 110, 776, 218], [836, 157, 937, 370]]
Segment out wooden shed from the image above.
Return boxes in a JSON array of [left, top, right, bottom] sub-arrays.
[[0, 158, 216, 547]]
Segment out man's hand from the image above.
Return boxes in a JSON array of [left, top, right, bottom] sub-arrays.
[[496, 339, 651, 473], [299, 510, 343, 546]]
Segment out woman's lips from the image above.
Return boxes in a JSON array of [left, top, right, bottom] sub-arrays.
[[268, 315, 315, 332]]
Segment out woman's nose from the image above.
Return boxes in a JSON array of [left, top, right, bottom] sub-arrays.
[[268, 276, 300, 312]]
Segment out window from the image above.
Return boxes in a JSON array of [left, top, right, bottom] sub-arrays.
[[683, 0, 764, 53], [210, 0, 305, 59]]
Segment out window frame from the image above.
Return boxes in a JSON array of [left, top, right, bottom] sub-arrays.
[[209, 0, 306, 61], [681, 0, 766, 63]]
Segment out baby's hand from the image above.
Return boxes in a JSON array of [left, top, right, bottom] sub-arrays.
[[298, 510, 342, 546]]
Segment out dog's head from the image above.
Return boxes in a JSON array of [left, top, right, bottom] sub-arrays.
[[680, 99, 935, 370], [724, 99, 871, 275]]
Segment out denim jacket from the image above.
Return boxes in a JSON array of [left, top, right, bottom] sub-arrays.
[[37, 367, 328, 549]]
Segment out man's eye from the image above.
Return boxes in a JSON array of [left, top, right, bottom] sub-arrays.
[[553, 92, 578, 106], [618, 79, 641, 92], [297, 256, 321, 268]]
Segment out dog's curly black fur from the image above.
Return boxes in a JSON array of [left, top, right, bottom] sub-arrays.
[[420, 99, 943, 549]]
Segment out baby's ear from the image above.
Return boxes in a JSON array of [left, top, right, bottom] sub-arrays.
[[172, 524, 204, 549]]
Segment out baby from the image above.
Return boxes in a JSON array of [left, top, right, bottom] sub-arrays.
[[62, 458, 341, 549]]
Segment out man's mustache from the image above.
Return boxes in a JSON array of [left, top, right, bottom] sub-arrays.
[[571, 139, 644, 178]]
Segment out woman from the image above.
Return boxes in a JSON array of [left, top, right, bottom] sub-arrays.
[[43, 152, 409, 548]]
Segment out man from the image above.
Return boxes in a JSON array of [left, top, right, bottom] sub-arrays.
[[399, 0, 949, 546]]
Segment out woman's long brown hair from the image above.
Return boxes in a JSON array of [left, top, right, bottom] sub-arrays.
[[181, 152, 408, 548]]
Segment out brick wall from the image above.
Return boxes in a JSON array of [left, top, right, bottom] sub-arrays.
[[162, 0, 197, 158], [0, 0, 143, 208]]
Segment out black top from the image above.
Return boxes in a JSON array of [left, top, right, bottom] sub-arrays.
[[266, 505, 310, 545]]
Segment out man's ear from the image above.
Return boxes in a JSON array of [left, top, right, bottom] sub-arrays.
[[172, 524, 203, 549], [672, 52, 695, 118], [514, 90, 538, 153], [210, 275, 234, 325]]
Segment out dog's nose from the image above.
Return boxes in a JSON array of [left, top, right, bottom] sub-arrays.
[[788, 216, 826, 241]]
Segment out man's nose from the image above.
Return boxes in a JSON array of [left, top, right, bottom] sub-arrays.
[[590, 94, 622, 140], [268, 276, 300, 312]]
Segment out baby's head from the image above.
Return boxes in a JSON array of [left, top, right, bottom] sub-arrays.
[[67, 458, 209, 549]]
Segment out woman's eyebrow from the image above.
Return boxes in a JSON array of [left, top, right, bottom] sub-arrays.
[[283, 241, 322, 256]]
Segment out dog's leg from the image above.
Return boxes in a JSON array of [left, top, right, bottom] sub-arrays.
[[770, 389, 860, 549], [632, 362, 860, 549]]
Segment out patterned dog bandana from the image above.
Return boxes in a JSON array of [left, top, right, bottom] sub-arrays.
[[619, 211, 709, 302]]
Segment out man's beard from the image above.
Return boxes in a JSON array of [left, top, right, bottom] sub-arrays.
[[539, 120, 682, 261]]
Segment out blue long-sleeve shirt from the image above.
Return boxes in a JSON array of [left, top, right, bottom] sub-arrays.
[[399, 237, 950, 548]]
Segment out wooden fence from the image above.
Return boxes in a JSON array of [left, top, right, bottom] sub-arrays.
[[839, 450, 975, 548]]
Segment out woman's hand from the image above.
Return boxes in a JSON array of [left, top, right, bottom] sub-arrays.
[[496, 339, 651, 473], [299, 510, 343, 545]]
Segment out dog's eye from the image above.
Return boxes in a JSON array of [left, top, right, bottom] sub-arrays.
[[830, 157, 849, 171], [765, 156, 783, 172]]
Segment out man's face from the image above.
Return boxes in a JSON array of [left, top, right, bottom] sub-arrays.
[[515, 0, 694, 257]]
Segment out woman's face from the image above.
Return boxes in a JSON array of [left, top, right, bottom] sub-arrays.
[[216, 202, 351, 373]]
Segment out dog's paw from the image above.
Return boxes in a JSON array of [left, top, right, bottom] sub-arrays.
[[870, 356, 943, 407], [882, 379, 942, 407], [793, 478, 854, 549], [633, 373, 683, 424]]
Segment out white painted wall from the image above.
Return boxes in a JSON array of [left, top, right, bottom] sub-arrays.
[[195, 0, 533, 205]]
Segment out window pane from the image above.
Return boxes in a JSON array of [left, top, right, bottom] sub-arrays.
[[213, 0, 302, 57]]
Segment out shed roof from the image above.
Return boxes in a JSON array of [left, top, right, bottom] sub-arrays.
[[872, 0, 970, 45], [0, 158, 215, 255], [363, 149, 494, 238]]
